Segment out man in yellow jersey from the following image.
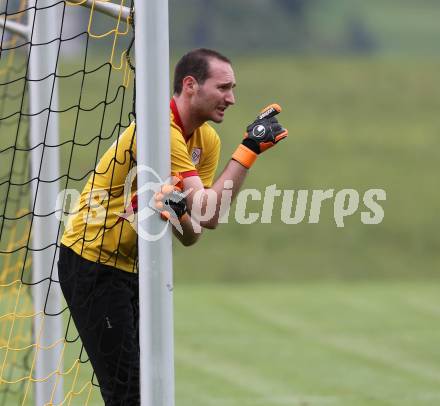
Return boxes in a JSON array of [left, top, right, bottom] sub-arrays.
[[58, 48, 288, 405]]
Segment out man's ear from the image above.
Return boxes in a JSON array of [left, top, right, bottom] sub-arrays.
[[182, 76, 198, 94]]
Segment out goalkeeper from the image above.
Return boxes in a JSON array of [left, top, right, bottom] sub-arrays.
[[58, 48, 288, 405]]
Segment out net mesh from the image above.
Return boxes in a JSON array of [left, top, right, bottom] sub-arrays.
[[0, 1, 134, 404]]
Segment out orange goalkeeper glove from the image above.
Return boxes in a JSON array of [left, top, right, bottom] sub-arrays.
[[232, 103, 288, 169]]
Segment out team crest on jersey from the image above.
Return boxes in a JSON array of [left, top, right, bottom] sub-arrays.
[[191, 148, 202, 165]]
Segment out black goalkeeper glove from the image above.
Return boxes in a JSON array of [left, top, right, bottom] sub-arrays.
[[154, 184, 187, 220], [232, 104, 288, 168]]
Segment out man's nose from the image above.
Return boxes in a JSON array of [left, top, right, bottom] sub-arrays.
[[225, 90, 235, 106]]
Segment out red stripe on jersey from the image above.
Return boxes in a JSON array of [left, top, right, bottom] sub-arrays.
[[180, 170, 199, 179], [170, 98, 193, 142]]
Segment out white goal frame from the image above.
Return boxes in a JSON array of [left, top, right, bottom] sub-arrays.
[[0, 1, 174, 405]]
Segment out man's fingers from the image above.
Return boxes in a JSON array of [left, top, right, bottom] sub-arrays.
[[274, 129, 288, 143], [154, 192, 164, 201], [271, 123, 283, 133], [257, 103, 282, 120], [155, 200, 164, 210], [154, 183, 188, 220], [161, 184, 175, 194], [160, 211, 170, 221]]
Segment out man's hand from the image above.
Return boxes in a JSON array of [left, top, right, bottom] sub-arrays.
[[154, 182, 202, 246], [232, 103, 288, 168], [154, 184, 188, 221], [244, 104, 288, 153]]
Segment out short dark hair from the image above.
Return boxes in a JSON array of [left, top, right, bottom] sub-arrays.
[[173, 48, 231, 95]]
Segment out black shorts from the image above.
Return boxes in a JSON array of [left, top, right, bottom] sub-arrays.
[[58, 245, 140, 405]]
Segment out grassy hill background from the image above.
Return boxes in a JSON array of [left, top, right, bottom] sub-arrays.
[[173, 56, 439, 282], [170, 0, 440, 56]]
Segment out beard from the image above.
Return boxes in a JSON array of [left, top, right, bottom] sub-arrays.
[[194, 101, 224, 124]]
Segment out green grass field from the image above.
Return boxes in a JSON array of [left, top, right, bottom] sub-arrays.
[[174, 282, 440, 406], [58, 281, 440, 406], [2, 281, 440, 405]]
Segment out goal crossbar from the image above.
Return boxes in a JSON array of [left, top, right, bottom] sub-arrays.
[[0, 15, 31, 39], [67, 0, 130, 21]]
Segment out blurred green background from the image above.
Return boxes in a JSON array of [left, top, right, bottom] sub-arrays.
[[173, 56, 439, 282], [169, 0, 440, 56], [167, 0, 440, 282]]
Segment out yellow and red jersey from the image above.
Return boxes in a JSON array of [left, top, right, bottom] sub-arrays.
[[61, 99, 221, 273]]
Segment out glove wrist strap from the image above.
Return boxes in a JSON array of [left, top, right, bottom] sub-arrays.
[[241, 138, 260, 154], [232, 144, 258, 169]]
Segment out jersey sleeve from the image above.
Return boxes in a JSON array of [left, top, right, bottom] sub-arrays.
[[198, 128, 221, 188], [170, 125, 198, 177]]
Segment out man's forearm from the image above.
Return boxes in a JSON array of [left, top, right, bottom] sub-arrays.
[[185, 159, 249, 230], [172, 213, 201, 246], [182, 103, 288, 233]]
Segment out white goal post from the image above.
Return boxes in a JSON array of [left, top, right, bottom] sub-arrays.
[[134, 1, 175, 405], [1, 1, 64, 404]]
